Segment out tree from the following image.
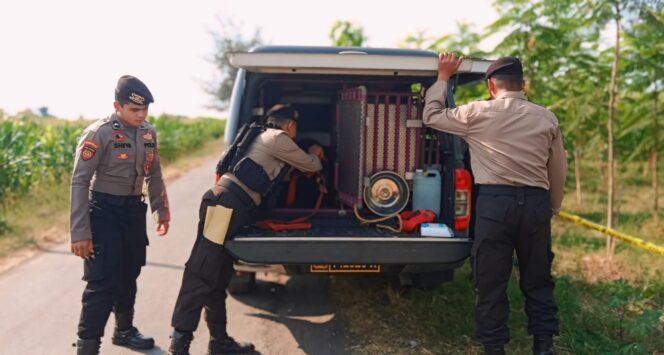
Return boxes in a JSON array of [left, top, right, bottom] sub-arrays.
[[583, 0, 659, 256], [605, 0, 621, 256], [208, 20, 263, 110], [621, 5, 664, 221], [38, 107, 50, 117], [329, 20, 366, 47]]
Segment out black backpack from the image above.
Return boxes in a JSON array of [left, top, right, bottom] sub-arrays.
[[215, 121, 265, 177]]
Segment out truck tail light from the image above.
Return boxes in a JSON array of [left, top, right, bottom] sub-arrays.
[[454, 168, 472, 231]]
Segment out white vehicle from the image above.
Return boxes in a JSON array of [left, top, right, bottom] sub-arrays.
[[221, 45, 492, 291]]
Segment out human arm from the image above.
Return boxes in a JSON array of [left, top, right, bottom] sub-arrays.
[[422, 52, 473, 136], [272, 133, 323, 172], [70, 129, 104, 257], [145, 129, 170, 236]]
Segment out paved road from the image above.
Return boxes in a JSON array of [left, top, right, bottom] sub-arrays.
[[0, 160, 350, 355]]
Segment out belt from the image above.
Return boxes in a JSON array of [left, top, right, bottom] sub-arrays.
[[90, 191, 143, 206], [477, 184, 548, 196], [218, 179, 256, 209]]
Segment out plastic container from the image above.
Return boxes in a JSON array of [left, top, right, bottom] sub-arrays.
[[412, 169, 442, 217]]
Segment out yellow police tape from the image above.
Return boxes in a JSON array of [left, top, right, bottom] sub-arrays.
[[557, 211, 664, 257]]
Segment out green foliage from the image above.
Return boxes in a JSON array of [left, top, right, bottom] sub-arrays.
[[147, 115, 225, 163], [555, 277, 664, 353], [329, 20, 366, 47], [0, 118, 85, 203]]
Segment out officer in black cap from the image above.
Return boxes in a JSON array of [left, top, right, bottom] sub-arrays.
[[70, 75, 170, 354], [424, 53, 567, 355], [168, 104, 324, 355]]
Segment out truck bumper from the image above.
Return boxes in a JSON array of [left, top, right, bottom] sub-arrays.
[[225, 237, 472, 265]]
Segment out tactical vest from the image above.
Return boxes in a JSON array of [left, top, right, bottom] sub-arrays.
[[216, 122, 289, 198]]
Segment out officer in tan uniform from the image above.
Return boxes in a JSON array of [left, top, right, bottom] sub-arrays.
[[168, 105, 323, 355], [70, 75, 170, 355], [424, 53, 567, 355]]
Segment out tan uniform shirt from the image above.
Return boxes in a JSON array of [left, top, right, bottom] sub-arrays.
[[423, 80, 568, 212], [221, 128, 322, 205], [70, 114, 170, 242]]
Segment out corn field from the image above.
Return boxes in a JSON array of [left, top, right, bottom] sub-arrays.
[[0, 115, 224, 204]]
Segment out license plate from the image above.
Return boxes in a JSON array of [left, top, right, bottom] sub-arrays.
[[310, 264, 381, 273]]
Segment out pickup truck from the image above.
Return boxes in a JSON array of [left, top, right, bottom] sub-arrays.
[[221, 45, 492, 291]]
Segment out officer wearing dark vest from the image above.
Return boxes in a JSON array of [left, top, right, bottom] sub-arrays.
[[424, 53, 567, 355], [168, 105, 323, 355], [70, 75, 170, 354]]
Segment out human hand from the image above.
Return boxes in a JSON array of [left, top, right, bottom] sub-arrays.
[[71, 240, 94, 259], [437, 52, 464, 81], [308, 144, 325, 161], [157, 220, 170, 236]]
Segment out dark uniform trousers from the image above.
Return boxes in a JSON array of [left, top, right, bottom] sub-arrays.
[[78, 192, 148, 339], [171, 181, 252, 334], [471, 185, 559, 346]]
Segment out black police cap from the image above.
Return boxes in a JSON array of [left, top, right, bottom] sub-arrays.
[[485, 57, 523, 79], [115, 75, 154, 105], [265, 104, 298, 121]]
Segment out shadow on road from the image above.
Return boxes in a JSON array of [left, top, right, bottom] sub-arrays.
[[230, 274, 350, 355]]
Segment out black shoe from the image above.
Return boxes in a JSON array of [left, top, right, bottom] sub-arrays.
[[484, 344, 506, 355], [74, 338, 101, 355], [168, 330, 194, 355], [208, 336, 255, 354], [533, 334, 556, 355], [112, 326, 155, 350]]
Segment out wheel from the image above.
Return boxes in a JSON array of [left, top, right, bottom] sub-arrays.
[[227, 271, 256, 294]]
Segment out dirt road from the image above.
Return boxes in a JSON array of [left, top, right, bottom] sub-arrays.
[[0, 160, 350, 355]]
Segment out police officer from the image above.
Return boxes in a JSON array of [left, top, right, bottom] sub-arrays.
[[70, 75, 170, 354], [423, 53, 567, 355], [168, 105, 323, 355]]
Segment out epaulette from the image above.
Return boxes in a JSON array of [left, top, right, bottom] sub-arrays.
[[87, 117, 111, 133]]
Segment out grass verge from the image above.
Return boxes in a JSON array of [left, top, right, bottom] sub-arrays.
[[333, 260, 664, 354], [332, 179, 664, 354]]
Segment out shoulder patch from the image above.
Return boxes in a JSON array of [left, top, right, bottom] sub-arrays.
[[80, 140, 98, 161], [80, 148, 95, 161], [83, 140, 99, 150]]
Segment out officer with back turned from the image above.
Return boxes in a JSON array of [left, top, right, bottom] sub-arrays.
[[424, 53, 567, 355], [70, 75, 170, 354], [168, 104, 324, 355]]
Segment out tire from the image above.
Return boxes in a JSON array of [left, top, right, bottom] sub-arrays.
[[227, 271, 256, 294]]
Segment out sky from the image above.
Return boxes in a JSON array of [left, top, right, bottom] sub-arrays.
[[0, 0, 499, 119]]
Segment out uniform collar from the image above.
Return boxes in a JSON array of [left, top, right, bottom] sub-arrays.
[[495, 91, 527, 100], [110, 113, 147, 129]]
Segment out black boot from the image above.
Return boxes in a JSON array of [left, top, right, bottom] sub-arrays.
[[533, 334, 556, 355], [111, 311, 155, 349], [208, 324, 255, 354], [168, 329, 194, 355], [74, 338, 101, 355], [484, 344, 506, 355]]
